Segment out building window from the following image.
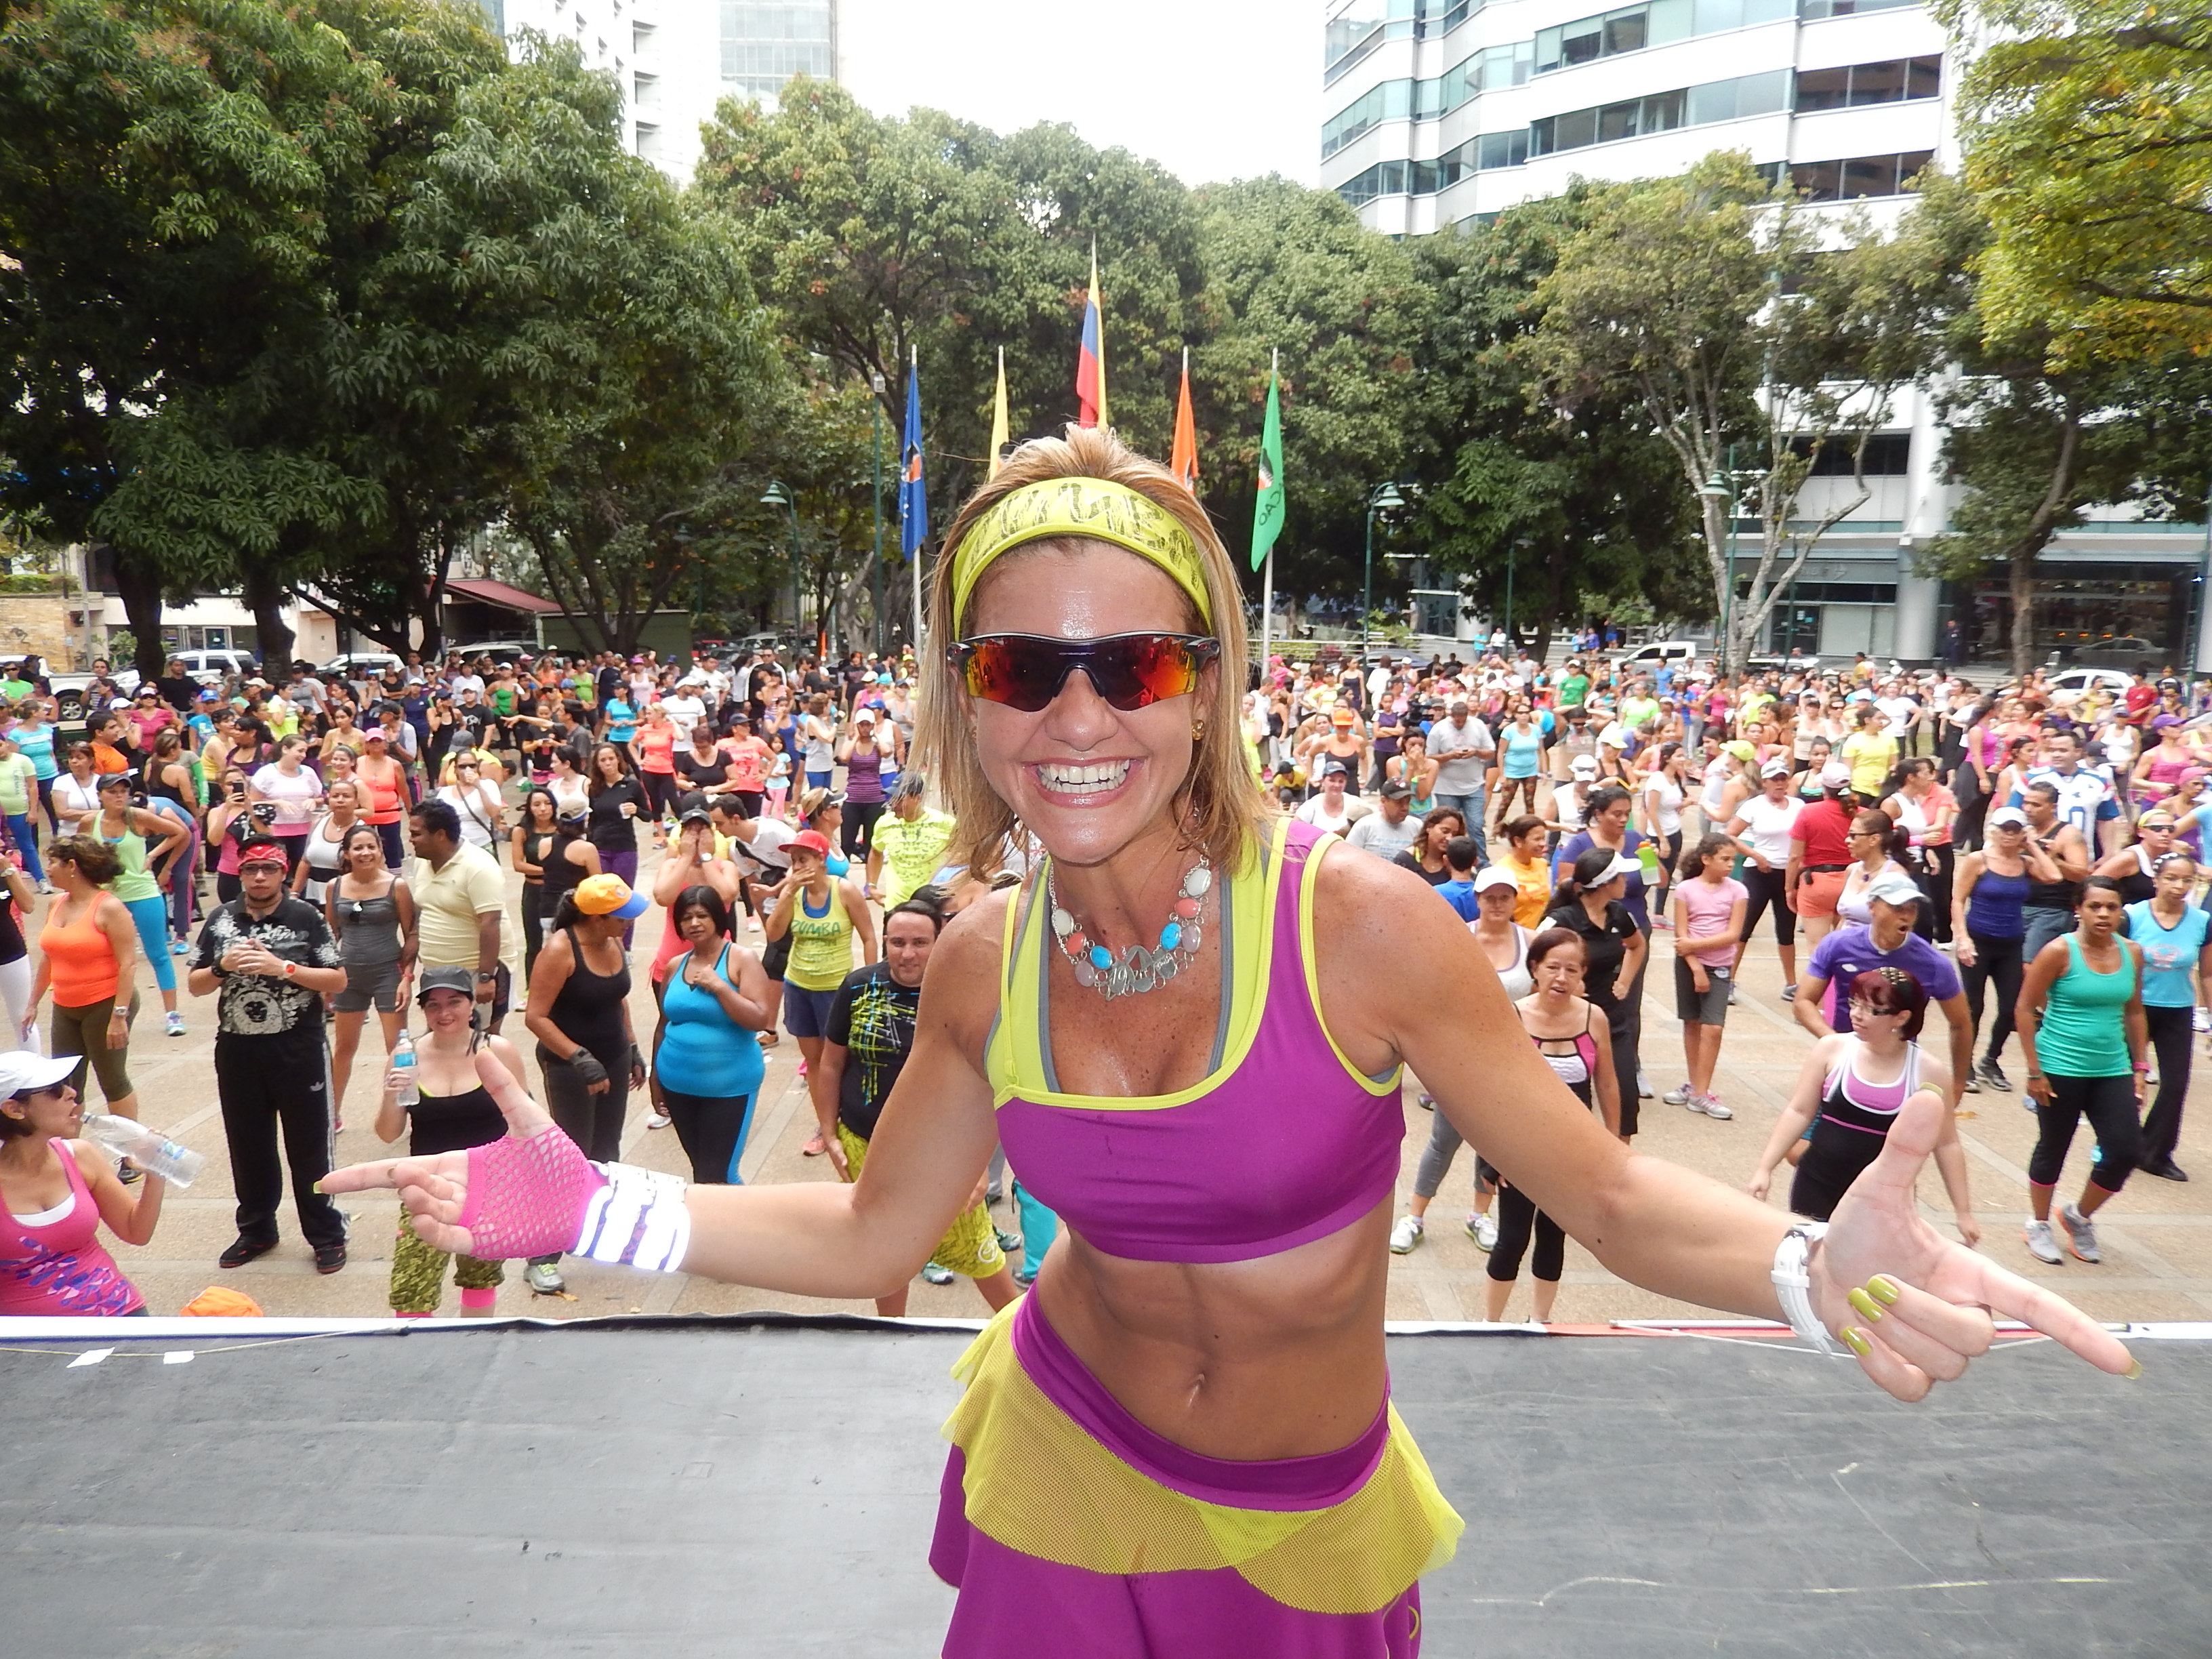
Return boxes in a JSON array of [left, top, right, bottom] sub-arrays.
[[1534, 0, 1792, 75], [1530, 68, 1786, 157], [1791, 432, 1911, 475], [720, 1, 834, 99], [1798, 0, 1917, 16], [1787, 150, 1935, 201], [1793, 55, 1940, 111]]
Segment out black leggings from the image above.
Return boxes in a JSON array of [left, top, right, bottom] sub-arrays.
[[2028, 1073, 2142, 1193], [662, 1088, 758, 1185], [842, 800, 886, 863], [1962, 930, 2025, 1065], [1487, 1183, 1563, 1284], [1740, 863, 1795, 947], [2142, 1003, 2192, 1166], [640, 769, 681, 821], [520, 884, 550, 985], [1912, 844, 1954, 943]]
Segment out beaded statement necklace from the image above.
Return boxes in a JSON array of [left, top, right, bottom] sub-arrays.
[[1047, 853, 1213, 1000]]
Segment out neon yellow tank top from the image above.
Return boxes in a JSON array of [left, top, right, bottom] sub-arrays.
[[785, 880, 853, 991]]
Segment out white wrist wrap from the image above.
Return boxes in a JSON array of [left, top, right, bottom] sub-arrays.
[[574, 1162, 692, 1273], [1772, 1221, 1847, 1355]]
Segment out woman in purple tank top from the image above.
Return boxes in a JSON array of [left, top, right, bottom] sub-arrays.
[[327, 429, 2138, 1658]]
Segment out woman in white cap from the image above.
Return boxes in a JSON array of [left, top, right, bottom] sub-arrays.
[[1726, 759, 1804, 998], [1950, 804, 2049, 1093], [1542, 846, 1647, 1139], [0, 1051, 166, 1314]]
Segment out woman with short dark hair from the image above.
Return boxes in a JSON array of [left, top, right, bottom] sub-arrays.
[[651, 884, 772, 1184]]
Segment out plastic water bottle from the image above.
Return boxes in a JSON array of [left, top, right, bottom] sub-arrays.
[[391, 1029, 419, 1108], [81, 1113, 205, 1189]]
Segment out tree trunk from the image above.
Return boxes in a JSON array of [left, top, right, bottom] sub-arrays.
[[107, 547, 166, 682], [2009, 541, 2039, 679], [242, 559, 295, 669]]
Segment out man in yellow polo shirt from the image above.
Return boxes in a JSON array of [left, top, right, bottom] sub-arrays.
[[406, 796, 520, 1031], [867, 773, 957, 909]]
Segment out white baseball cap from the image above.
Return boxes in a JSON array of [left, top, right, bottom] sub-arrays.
[[0, 1052, 81, 1098], [1472, 866, 1520, 895]]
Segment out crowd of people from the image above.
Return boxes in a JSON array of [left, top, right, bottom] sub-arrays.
[[0, 628, 2199, 1320]]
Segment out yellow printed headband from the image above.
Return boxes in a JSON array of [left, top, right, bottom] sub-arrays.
[[949, 478, 1213, 634]]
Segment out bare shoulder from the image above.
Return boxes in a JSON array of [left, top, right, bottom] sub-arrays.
[[1311, 836, 1477, 970], [918, 886, 1013, 1052], [483, 1032, 525, 1074]]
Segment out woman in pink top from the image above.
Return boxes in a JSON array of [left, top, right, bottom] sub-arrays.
[[327, 428, 2133, 1657], [1666, 833, 1748, 1120], [0, 1052, 165, 1315]]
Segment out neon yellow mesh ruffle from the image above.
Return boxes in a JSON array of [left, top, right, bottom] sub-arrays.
[[940, 1305, 1463, 1616]]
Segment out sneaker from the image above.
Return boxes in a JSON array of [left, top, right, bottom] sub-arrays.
[[2196, 1007, 2209, 1035], [1780, 984, 1797, 1003], [1637, 1071, 1654, 1100], [219, 1236, 276, 1270], [1467, 1210, 1498, 1252], [1961, 1069, 1982, 1094], [2022, 1219, 2064, 1265], [525, 1261, 567, 1295], [164, 1011, 185, 1038], [1389, 1214, 1426, 1254], [169, 937, 188, 956], [1978, 1059, 2011, 1092], [1695, 1093, 1734, 1120], [1012, 1265, 1038, 1289], [645, 1109, 671, 1130], [1727, 981, 1739, 1006], [2059, 1203, 2102, 1264], [1416, 1092, 1436, 1111], [994, 1226, 1023, 1254], [1662, 1083, 1698, 1105], [313, 1242, 347, 1275], [921, 1261, 955, 1286]]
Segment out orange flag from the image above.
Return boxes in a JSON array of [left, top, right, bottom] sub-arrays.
[[1169, 347, 1199, 493]]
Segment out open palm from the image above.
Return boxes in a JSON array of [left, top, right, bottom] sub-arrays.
[[1810, 1090, 2135, 1400]]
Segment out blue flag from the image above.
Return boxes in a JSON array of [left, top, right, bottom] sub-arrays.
[[899, 360, 926, 562]]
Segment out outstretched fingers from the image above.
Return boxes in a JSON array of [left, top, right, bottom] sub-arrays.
[[395, 1168, 475, 1255], [316, 1156, 409, 1197], [1966, 1257, 2137, 1376]]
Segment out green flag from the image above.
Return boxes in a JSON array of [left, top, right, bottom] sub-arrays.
[[1250, 362, 1284, 572]]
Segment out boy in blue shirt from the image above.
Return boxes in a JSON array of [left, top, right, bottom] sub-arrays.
[[1435, 835, 1483, 922]]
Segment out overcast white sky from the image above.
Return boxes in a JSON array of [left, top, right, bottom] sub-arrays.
[[837, 0, 1319, 188]]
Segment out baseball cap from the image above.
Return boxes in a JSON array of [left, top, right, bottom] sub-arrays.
[[1570, 755, 1601, 778], [1986, 806, 2030, 830], [1472, 865, 1519, 895], [790, 829, 833, 857], [1332, 708, 1356, 726], [1596, 853, 1643, 884], [1818, 761, 1851, 789], [1723, 741, 1757, 762], [1864, 871, 1924, 909], [415, 965, 477, 1004], [0, 1051, 82, 1098], [2152, 713, 2182, 730], [1760, 759, 1791, 779], [575, 873, 649, 920], [1380, 779, 1414, 801], [676, 790, 714, 824], [1322, 759, 1351, 777]]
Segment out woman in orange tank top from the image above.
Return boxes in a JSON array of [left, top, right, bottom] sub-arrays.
[[22, 835, 143, 1122]]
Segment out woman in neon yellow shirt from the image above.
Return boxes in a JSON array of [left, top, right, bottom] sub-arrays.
[[1839, 705, 1898, 804]]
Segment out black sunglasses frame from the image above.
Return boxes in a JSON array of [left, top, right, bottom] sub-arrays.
[[947, 632, 1221, 714]]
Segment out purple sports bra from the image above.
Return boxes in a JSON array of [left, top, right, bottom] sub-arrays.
[[989, 819, 1404, 1264]]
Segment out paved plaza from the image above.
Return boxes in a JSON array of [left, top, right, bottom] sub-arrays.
[[77, 840, 2212, 1330]]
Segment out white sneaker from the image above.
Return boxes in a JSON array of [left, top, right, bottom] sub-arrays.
[[1727, 981, 1740, 1006], [2059, 1202, 2102, 1264], [1695, 1093, 1734, 1120], [1389, 1214, 1425, 1255], [1662, 1082, 1698, 1105], [1467, 1210, 1498, 1252], [645, 1109, 671, 1130], [2022, 1219, 2064, 1265], [1637, 1071, 1654, 1100]]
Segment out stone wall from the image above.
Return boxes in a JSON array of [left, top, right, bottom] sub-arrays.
[[0, 590, 102, 670]]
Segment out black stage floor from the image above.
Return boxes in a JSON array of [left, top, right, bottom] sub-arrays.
[[3, 1319, 2206, 1658]]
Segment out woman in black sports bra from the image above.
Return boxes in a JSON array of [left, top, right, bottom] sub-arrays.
[[376, 966, 525, 1317]]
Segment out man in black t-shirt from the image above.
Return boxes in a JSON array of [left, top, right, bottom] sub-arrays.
[[812, 899, 1015, 1317], [153, 657, 201, 712]]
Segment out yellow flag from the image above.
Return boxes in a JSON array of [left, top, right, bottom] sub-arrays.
[[989, 346, 1010, 478]]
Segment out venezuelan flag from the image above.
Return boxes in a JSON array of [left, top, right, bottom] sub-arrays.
[[1077, 241, 1106, 429]]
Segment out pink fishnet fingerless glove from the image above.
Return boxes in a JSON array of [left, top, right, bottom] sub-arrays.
[[457, 1128, 607, 1260]]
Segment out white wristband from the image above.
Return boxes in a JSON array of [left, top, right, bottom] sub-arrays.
[[574, 1162, 692, 1273], [1771, 1221, 1847, 1356]]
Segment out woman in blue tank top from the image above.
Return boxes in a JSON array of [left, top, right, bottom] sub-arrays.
[[651, 884, 771, 1183], [1950, 806, 2053, 1093], [2125, 851, 2209, 1183]]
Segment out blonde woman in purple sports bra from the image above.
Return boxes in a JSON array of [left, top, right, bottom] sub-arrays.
[[325, 428, 2135, 1658]]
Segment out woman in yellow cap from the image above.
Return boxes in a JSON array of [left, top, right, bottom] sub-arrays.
[[327, 426, 2135, 1656]]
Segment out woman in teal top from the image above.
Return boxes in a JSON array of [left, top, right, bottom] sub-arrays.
[[651, 884, 772, 1183], [2124, 853, 2209, 1183], [9, 703, 59, 835], [1493, 701, 1546, 827], [2016, 876, 2146, 1268], [92, 773, 189, 1033]]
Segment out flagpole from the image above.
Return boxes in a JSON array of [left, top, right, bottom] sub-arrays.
[[1257, 348, 1277, 688], [911, 346, 926, 661]]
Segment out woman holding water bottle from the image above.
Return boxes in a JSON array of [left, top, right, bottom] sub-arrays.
[[375, 966, 517, 1317], [0, 1050, 167, 1314]]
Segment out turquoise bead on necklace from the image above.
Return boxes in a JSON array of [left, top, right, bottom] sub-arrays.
[[1049, 853, 1213, 1000]]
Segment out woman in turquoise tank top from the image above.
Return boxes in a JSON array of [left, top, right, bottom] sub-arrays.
[[2016, 876, 2147, 1269], [325, 428, 2139, 1659], [92, 773, 188, 1031]]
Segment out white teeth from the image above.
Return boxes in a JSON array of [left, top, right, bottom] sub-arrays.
[[1038, 760, 1130, 796]]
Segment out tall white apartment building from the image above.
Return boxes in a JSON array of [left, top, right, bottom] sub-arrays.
[[1319, 0, 2206, 668], [483, 1, 836, 184]]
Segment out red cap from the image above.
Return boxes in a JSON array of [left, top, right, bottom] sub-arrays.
[[790, 830, 832, 856]]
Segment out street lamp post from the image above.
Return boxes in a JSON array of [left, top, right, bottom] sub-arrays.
[[1700, 470, 1736, 674], [761, 481, 802, 651], [869, 372, 887, 656], [1362, 480, 1407, 670]]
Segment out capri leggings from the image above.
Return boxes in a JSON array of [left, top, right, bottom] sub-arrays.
[[389, 1206, 504, 1315], [1410, 1110, 1493, 1202], [661, 1088, 758, 1185], [640, 769, 682, 823], [51, 993, 140, 1105], [0, 954, 33, 1044], [2027, 1073, 2142, 1195], [1488, 1185, 1564, 1284], [1961, 930, 2024, 1065], [1740, 863, 1796, 947], [121, 895, 176, 993]]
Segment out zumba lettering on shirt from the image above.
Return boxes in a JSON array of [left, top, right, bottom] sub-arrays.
[[192, 897, 342, 1036]]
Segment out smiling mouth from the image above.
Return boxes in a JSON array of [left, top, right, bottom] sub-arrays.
[[1035, 759, 1132, 799]]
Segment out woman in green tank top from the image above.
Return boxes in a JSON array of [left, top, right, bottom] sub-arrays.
[[763, 827, 876, 1089], [2015, 877, 2146, 1269], [93, 772, 188, 1029]]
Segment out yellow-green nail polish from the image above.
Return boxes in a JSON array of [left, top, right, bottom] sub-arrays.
[[1866, 1275, 1901, 1305], [2125, 1359, 2143, 1381], [311, 1180, 325, 1194], [1841, 1326, 1872, 1357], [1847, 1287, 1884, 1323]]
